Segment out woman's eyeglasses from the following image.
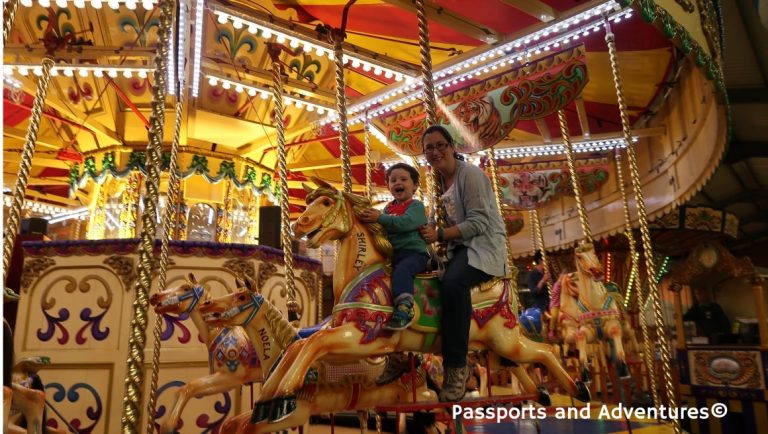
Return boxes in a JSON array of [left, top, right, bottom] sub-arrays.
[[423, 142, 450, 154]]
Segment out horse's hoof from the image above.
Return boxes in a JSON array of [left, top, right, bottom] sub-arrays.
[[580, 368, 591, 383], [617, 361, 631, 379], [575, 381, 591, 403], [251, 400, 273, 424], [269, 396, 297, 423], [536, 387, 552, 407]]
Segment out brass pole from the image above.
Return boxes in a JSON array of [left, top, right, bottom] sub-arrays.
[[364, 118, 373, 201], [3, 0, 19, 45], [331, 31, 352, 194], [557, 110, 592, 243], [271, 57, 299, 322], [2, 56, 54, 287], [487, 148, 519, 309], [615, 148, 659, 408], [146, 89, 185, 433], [604, 20, 679, 433], [120, 0, 172, 431]]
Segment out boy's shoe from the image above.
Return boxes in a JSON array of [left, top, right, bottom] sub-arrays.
[[385, 295, 415, 330], [374, 353, 411, 385]]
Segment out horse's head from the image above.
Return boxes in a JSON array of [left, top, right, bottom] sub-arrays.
[[574, 242, 604, 281], [150, 273, 207, 315], [199, 275, 265, 327], [292, 177, 355, 248]]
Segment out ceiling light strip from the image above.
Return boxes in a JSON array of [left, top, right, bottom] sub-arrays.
[[325, 1, 624, 122], [210, 8, 415, 82], [191, 0, 205, 97], [4, 64, 153, 78], [205, 74, 337, 115], [17, 0, 157, 9]]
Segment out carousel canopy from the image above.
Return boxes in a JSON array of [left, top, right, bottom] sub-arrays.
[[4, 0, 755, 251]]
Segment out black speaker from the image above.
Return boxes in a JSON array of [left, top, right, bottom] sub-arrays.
[[20, 218, 48, 235], [259, 206, 281, 249]]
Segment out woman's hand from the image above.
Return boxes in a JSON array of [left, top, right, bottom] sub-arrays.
[[419, 224, 438, 243], [359, 208, 381, 223]]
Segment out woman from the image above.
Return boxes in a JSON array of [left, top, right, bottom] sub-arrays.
[[419, 125, 508, 402]]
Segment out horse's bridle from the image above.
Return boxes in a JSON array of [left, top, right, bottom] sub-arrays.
[[161, 284, 205, 315], [311, 191, 352, 238], [220, 292, 264, 326]]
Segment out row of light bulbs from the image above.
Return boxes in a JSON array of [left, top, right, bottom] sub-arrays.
[[328, 4, 631, 128], [211, 9, 413, 81], [4, 64, 153, 78], [206, 74, 337, 114], [13, 0, 157, 10], [3, 195, 71, 216], [322, 1, 625, 124]]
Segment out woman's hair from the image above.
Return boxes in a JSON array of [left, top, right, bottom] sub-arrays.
[[422, 125, 465, 161], [386, 162, 420, 185]]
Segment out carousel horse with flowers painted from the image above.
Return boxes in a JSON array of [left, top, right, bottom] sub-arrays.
[[213, 177, 589, 423], [199, 273, 439, 434], [148, 274, 273, 434], [554, 241, 638, 382]]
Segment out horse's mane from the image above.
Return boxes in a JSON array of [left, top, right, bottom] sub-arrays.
[[261, 300, 301, 350], [307, 186, 393, 260]]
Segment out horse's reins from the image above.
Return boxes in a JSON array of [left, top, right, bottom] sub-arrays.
[[220, 293, 264, 326]]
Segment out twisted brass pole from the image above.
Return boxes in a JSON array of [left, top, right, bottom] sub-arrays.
[[415, 0, 446, 245], [2, 57, 54, 288], [557, 110, 592, 243], [120, 0, 171, 431], [331, 32, 352, 194], [364, 118, 373, 200], [3, 0, 18, 45], [614, 148, 659, 409], [272, 61, 299, 322], [605, 21, 678, 433], [487, 148, 519, 304], [146, 88, 184, 433]]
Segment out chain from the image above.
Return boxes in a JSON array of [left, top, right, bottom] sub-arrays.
[[557, 110, 592, 243], [2, 57, 54, 287], [146, 88, 184, 433], [605, 22, 678, 432], [120, 0, 171, 431]]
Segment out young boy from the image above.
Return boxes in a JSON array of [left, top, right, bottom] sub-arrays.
[[360, 163, 428, 330]]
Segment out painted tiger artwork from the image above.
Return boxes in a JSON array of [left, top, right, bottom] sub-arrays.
[[453, 95, 503, 148]]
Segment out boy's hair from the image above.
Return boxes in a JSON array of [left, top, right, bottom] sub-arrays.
[[386, 162, 420, 185]]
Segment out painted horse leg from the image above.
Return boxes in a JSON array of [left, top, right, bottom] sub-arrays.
[[11, 383, 45, 434], [604, 318, 630, 378], [161, 370, 254, 434], [575, 325, 594, 383], [508, 364, 550, 406], [4, 386, 11, 430]]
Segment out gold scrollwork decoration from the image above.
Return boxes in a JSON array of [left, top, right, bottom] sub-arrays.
[[21, 257, 56, 291], [257, 262, 278, 290], [104, 255, 136, 290], [692, 351, 762, 389], [300, 270, 318, 301], [223, 259, 256, 280]]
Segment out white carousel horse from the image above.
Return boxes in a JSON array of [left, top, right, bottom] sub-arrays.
[[555, 241, 637, 381]]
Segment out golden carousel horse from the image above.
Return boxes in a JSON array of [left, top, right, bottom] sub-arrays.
[[210, 177, 589, 423], [554, 241, 637, 381], [199, 275, 439, 434], [149, 274, 269, 434]]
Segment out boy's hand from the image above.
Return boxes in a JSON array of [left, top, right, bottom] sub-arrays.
[[419, 224, 437, 243], [360, 208, 381, 223]]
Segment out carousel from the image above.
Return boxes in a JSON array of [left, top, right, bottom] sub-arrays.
[[3, 0, 767, 433]]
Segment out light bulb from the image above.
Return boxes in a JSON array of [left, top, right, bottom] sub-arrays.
[[91, 0, 102, 8], [55, 0, 67, 8], [63, 68, 74, 77], [122, 70, 132, 78], [107, 0, 119, 10], [216, 13, 228, 24], [208, 76, 218, 86], [78, 68, 89, 77], [93, 69, 103, 77]]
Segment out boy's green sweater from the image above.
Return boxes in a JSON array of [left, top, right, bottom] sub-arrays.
[[377, 200, 428, 253]]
